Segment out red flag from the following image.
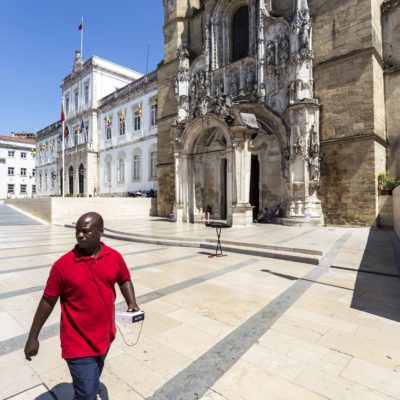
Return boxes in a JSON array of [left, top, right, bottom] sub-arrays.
[[64, 126, 69, 138], [61, 105, 65, 122], [78, 18, 83, 30]]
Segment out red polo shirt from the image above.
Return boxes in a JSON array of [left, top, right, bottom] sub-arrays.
[[44, 242, 131, 359]]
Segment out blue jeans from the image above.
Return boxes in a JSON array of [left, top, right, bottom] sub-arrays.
[[66, 350, 108, 400]]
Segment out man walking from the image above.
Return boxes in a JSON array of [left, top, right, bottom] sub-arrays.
[[24, 212, 140, 399]]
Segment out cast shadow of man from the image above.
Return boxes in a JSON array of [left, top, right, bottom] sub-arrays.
[[35, 382, 109, 400]]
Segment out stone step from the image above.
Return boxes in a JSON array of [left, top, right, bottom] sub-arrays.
[[103, 226, 322, 256], [71, 228, 322, 266]]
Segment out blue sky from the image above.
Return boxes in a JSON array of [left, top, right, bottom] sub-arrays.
[[0, 1, 164, 135]]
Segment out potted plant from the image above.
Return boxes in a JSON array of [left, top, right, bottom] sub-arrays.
[[378, 172, 400, 195]]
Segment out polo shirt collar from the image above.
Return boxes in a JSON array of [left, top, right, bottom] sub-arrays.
[[72, 241, 111, 262]]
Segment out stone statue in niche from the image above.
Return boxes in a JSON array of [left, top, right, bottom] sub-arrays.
[[230, 74, 239, 97], [309, 153, 320, 181], [279, 35, 290, 65], [246, 71, 254, 92], [300, 10, 312, 49], [220, 79, 224, 95], [293, 126, 303, 155], [266, 40, 276, 66], [308, 125, 320, 181]]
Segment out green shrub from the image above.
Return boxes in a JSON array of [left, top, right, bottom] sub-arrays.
[[378, 172, 400, 190]]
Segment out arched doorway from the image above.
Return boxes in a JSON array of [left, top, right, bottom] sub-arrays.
[[69, 166, 74, 195], [174, 116, 234, 224], [79, 164, 84, 194], [191, 128, 229, 221]]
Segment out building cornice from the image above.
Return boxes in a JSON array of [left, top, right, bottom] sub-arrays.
[[99, 71, 157, 110], [314, 47, 385, 71], [321, 132, 387, 148]]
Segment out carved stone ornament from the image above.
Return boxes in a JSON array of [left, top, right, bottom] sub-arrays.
[[72, 50, 84, 74], [278, 35, 290, 65], [167, 0, 173, 13], [308, 124, 320, 181], [185, 69, 234, 123], [266, 40, 276, 66], [293, 8, 312, 50], [382, 0, 399, 13]]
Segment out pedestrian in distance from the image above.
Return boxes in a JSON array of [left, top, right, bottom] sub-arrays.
[[24, 212, 140, 400]]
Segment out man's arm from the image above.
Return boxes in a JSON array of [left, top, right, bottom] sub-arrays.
[[119, 280, 140, 311], [24, 296, 57, 361]]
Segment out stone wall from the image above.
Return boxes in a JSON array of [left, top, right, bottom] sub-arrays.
[[394, 185, 400, 239], [378, 195, 393, 228], [319, 137, 379, 226], [5, 198, 155, 225], [383, 3, 400, 178], [310, 0, 379, 65]]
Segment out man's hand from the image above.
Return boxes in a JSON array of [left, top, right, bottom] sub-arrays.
[[119, 280, 140, 312], [24, 337, 39, 361], [127, 303, 140, 312], [23, 296, 57, 362]]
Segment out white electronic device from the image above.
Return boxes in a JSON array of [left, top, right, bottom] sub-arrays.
[[115, 310, 145, 324]]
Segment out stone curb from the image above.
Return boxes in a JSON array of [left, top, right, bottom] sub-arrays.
[[65, 224, 321, 265]]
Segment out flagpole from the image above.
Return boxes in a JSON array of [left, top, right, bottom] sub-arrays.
[[80, 16, 84, 60], [62, 97, 65, 198]]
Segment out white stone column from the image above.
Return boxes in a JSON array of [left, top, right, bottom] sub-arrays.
[[174, 147, 184, 223], [231, 130, 254, 225]]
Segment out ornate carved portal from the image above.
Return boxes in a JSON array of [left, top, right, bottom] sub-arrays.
[[171, 0, 323, 226]]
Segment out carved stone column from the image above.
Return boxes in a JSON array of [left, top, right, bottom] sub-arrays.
[[174, 145, 184, 223], [231, 128, 254, 225]]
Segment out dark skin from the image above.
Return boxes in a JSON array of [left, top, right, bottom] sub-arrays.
[[24, 212, 139, 361]]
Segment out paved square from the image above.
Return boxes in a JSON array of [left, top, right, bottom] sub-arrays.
[[0, 208, 399, 399]]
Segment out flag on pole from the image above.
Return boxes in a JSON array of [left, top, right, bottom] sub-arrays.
[[61, 105, 65, 122], [78, 17, 83, 31], [64, 125, 69, 138]]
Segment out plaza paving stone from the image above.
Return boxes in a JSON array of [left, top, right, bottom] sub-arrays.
[[0, 209, 399, 399]]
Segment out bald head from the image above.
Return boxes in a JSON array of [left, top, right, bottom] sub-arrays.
[[77, 212, 104, 230], [75, 212, 104, 255]]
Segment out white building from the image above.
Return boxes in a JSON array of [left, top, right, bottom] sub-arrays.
[[0, 134, 36, 199], [36, 51, 143, 197], [98, 71, 158, 196], [35, 122, 62, 197]]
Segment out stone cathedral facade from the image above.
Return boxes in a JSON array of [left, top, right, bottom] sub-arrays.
[[157, 0, 400, 226]]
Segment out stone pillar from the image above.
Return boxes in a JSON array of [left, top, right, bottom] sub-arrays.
[[181, 154, 194, 223], [231, 129, 253, 225], [174, 147, 184, 223]]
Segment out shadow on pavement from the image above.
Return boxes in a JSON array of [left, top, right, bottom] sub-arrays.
[[350, 229, 400, 323], [35, 382, 109, 400]]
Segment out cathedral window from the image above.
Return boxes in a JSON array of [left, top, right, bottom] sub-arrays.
[[232, 6, 249, 62]]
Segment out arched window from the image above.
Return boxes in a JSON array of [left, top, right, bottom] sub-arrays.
[[105, 158, 112, 184], [232, 6, 249, 62], [117, 153, 126, 183], [149, 150, 157, 179], [132, 148, 141, 181], [79, 164, 85, 194], [69, 166, 74, 195]]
